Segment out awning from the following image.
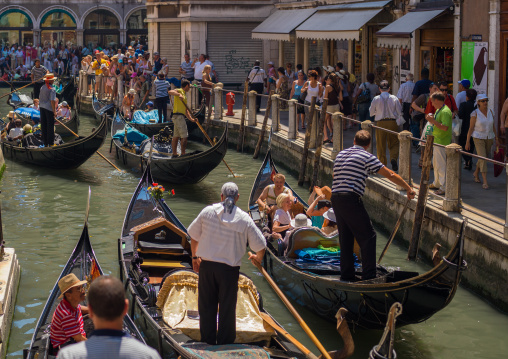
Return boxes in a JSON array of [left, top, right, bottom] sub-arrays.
[[295, 0, 391, 41], [376, 8, 448, 48], [252, 9, 317, 41]]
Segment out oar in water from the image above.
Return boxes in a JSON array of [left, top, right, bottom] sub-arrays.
[[378, 198, 411, 264], [249, 253, 334, 359], [52, 117, 124, 173], [180, 100, 240, 178]]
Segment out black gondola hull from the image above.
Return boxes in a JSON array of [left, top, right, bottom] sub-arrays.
[[1, 115, 107, 169]]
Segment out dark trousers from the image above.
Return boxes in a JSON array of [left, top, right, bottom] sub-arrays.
[[155, 97, 168, 123], [40, 107, 55, 146], [402, 102, 411, 132], [33, 82, 43, 100], [249, 83, 264, 112], [198, 260, 239, 345], [331, 192, 377, 280], [458, 134, 475, 165]]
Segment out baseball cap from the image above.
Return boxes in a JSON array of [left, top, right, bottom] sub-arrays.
[[147, 101, 154, 107], [154, 52, 159, 56], [379, 80, 390, 90], [458, 79, 471, 88]]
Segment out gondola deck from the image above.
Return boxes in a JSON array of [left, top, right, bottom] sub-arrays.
[[249, 148, 467, 330]]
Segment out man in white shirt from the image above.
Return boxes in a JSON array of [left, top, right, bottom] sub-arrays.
[[192, 54, 206, 81], [188, 182, 266, 345], [247, 60, 267, 113], [370, 80, 403, 170], [396, 73, 415, 132], [455, 79, 470, 111]]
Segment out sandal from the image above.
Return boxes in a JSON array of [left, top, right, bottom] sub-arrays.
[[482, 184, 489, 190], [435, 189, 445, 195], [473, 176, 481, 183], [429, 184, 439, 190]]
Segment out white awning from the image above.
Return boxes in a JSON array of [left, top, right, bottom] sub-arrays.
[[295, 1, 390, 41], [376, 8, 448, 48], [252, 9, 317, 41]]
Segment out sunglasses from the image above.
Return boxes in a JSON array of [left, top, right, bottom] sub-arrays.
[[439, 88, 447, 91], [478, 99, 489, 103]]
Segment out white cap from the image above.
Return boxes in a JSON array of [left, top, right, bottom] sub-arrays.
[[268, 61, 274, 65]]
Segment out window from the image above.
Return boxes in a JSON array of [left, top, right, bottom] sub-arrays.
[[0, 10, 32, 28]]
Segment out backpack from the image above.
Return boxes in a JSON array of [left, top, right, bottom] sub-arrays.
[[357, 83, 371, 104]]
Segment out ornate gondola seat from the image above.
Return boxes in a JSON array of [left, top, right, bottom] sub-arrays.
[[131, 217, 189, 255]]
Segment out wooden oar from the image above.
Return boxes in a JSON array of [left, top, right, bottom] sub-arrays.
[[378, 198, 411, 264], [53, 117, 124, 173], [180, 100, 239, 178], [0, 74, 47, 101], [249, 253, 333, 359], [259, 312, 318, 359]]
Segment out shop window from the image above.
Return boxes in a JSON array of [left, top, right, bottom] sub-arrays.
[[127, 9, 147, 46], [84, 10, 119, 30], [41, 10, 76, 28], [0, 10, 32, 28], [0, 10, 33, 46]]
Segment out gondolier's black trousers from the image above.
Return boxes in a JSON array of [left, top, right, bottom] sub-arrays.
[[33, 82, 43, 100], [331, 192, 377, 281], [40, 107, 55, 146], [155, 96, 169, 123], [198, 260, 240, 345]]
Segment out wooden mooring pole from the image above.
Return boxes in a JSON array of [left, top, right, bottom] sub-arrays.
[[237, 80, 249, 152], [310, 99, 328, 190], [253, 90, 273, 159], [298, 96, 316, 186]]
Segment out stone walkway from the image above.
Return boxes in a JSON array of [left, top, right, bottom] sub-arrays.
[[222, 92, 507, 226]]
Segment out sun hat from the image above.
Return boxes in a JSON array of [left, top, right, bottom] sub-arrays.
[[291, 213, 312, 228], [61, 101, 69, 107], [23, 124, 32, 132], [323, 208, 336, 223], [268, 61, 274, 65], [337, 69, 347, 80], [314, 186, 332, 200], [131, 72, 137, 78], [146, 101, 154, 107], [43, 73, 55, 81], [58, 273, 87, 299], [128, 88, 136, 95], [7, 111, 14, 119]]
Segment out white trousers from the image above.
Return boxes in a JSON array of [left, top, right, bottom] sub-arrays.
[[432, 146, 446, 191]]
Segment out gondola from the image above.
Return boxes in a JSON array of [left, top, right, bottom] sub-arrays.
[[92, 91, 116, 124], [118, 165, 324, 359], [7, 91, 33, 109], [1, 112, 107, 170], [24, 189, 145, 359], [248, 148, 467, 330], [0, 79, 32, 88], [14, 108, 80, 139], [127, 102, 206, 138], [55, 76, 78, 109], [111, 110, 227, 184]]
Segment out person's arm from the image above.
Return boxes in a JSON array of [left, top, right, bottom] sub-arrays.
[[273, 220, 291, 233], [256, 187, 269, 211], [51, 99, 57, 117], [190, 238, 201, 272], [248, 248, 265, 267], [318, 83, 324, 98], [70, 333, 87, 342], [465, 114, 477, 151], [369, 97, 377, 117], [306, 194, 325, 217], [426, 112, 448, 131], [377, 166, 415, 200], [411, 99, 425, 113], [289, 81, 296, 99], [80, 305, 89, 315]]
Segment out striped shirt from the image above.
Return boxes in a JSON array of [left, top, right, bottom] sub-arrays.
[[31, 65, 48, 83], [332, 146, 384, 196], [50, 299, 85, 347], [396, 80, 415, 103], [56, 330, 161, 359], [154, 79, 170, 98]]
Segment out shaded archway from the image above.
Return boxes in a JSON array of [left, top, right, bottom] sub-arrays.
[[126, 9, 147, 47], [83, 9, 120, 49], [40, 9, 77, 47], [0, 9, 33, 46]]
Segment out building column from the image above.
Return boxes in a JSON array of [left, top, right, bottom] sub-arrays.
[[33, 29, 41, 47], [279, 41, 284, 67], [453, 2, 461, 97], [411, 30, 421, 79], [348, 40, 354, 73], [303, 39, 309, 71], [323, 40, 330, 66], [361, 26, 369, 80], [120, 29, 127, 46], [489, 0, 501, 119], [148, 22, 158, 56]]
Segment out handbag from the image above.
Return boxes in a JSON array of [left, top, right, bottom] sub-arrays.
[[452, 115, 462, 137], [494, 146, 505, 177], [356, 82, 371, 104]]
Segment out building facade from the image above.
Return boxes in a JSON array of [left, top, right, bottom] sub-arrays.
[[0, 1, 148, 50]]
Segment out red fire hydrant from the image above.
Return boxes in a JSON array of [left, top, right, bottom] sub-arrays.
[[226, 92, 235, 116]]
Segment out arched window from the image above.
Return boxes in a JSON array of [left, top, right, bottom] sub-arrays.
[[40, 10, 77, 47], [0, 10, 33, 46], [126, 9, 147, 46], [84, 9, 120, 49]]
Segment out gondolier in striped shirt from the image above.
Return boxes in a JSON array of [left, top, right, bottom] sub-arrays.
[[331, 130, 415, 281], [39, 73, 57, 147], [31, 59, 49, 99], [154, 72, 170, 123]]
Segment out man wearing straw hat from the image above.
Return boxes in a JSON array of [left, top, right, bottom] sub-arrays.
[[39, 73, 57, 147], [50, 273, 88, 353]]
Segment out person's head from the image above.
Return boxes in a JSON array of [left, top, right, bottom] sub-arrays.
[[286, 62, 292, 71], [162, 57, 167, 64], [405, 73, 414, 82], [438, 82, 449, 94], [277, 67, 284, 76], [276, 193, 292, 211], [308, 70, 318, 81], [128, 88, 136, 97], [181, 78, 190, 92], [314, 67, 322, 77], [354, 130, 371, 148], [458, 79, 471, 92], [291, 213, 311, 228], [44, 72, 55, 85], [23, 123, 32, 134], [221, 182, 239, 214], [476, 93, 488, 109], [14, 119, 22, 127], [7, 111, 15, 122], [158, 72, 165, 79], [88, 276, 128, 329], [465, 88, 477, 102], [184, 53, 190, 62], [323, 208, 336, 225], [61, 101, 69, 108], [379, 80, 390, 92], [315, 200, 332, 216], [146, 101, 154, 109], [267, 61, 274, 68], [203, 64, 211, 74], [199, 54, 205, 62], [430, 92, 445, 108], [140, 75, 146, 82], [336, 62, 344, 71], [297, 71, 305, 81], [296, 64, 303, 71], [273, 173, 286, 190], [144, 52, 150, 60], [420, 68, 429, 79], [58, 273, 87, 307], [429, 82, 438, 94], [254, 60, 260, 67], [153, 52, 159, 60], [33, 99, 39, 106], [328, 72, 339, 88], [366, 72, 375, 83], [34, 59, 40, 66]]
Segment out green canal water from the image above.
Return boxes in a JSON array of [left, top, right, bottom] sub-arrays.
[[1, 89, 507, 358]]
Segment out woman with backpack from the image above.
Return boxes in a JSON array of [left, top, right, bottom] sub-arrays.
[[354, 73, 379, 124]]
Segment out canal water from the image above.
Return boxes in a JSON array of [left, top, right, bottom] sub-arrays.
[[1, 89, 507, 358]]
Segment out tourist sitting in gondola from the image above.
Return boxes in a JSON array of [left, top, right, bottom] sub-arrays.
[[145, 101, 154, 112], [256, 173, 294, 219], [7, 119, 23, 141], [30, 99, 40, 111], [306, 193, 332, 229], [321, 208, 338, 236], [49, 273, 88, 355], [57, 101, 71, 120], [272, 193, 294, 238], [2, 111, 16, 138], [122, 89, 137, 120]]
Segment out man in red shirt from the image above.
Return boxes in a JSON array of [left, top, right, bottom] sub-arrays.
[[50, 273, 88, 353], [425, 81, 458, 116]]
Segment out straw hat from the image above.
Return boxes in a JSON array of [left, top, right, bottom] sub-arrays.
[[291, 214, 312, 228], [43, 73, 55, 81], [58, 273, 87, 299], [7, 111, 15, 119], [128, 88, 136, 95]]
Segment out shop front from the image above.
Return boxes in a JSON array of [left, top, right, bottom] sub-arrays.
[[0, 10, 33, 46], [40, 10, 77, 47], [83, 9, 120, 49], [420, 29, 454, 86], [126, 9, 147, 47]]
